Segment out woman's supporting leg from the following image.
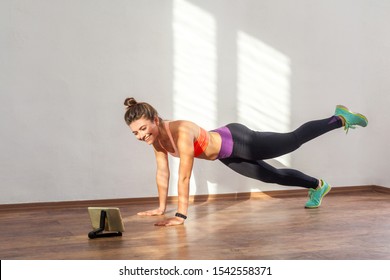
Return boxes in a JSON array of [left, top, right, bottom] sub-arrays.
[[219, 158, 319, 189]]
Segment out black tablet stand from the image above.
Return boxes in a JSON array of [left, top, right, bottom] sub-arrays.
[[88, 210, 123, 239]]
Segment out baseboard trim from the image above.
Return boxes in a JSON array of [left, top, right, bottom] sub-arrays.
[[0, 185, 387, 212]]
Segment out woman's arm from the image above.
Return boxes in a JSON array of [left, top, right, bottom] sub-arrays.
[[154, 123, 194, 226], [137, 148, 170, 216], [155, 149, 170, 213]]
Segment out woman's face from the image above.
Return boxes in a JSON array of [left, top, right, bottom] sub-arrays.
[[129, 117, 160, 145]]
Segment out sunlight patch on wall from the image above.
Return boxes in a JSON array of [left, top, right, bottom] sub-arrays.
[[172, 0, 217, 129], [172, 0, 217, 195], [237, 31, 291, 166]]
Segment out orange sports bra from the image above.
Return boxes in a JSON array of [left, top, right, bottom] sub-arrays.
[[159, 122, 209, 158]]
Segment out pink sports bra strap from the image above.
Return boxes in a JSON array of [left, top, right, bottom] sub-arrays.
[[162, 122, 179, 157]]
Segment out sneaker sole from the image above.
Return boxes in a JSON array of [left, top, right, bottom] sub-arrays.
[[304, 184, 332, 209], [336, 105, 368, 127]]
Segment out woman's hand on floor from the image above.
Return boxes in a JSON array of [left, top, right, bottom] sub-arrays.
[[137, 208, 164, 216], [154, 217, 184, 226]]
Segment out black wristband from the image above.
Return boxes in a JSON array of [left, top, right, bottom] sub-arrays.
[[175, 212, 187, 220]]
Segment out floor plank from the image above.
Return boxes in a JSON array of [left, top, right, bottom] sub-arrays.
[[1, 188, 390, 260]]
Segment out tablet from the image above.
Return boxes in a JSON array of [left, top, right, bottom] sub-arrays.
[[88, 207, 125, 232]]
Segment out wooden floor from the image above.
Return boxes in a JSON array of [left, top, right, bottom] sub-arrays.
[[1, 186, 390, 260]]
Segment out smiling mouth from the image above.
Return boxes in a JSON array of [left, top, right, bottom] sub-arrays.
[[143, 134, 152, 141]]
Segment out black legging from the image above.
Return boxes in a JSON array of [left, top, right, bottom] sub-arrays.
[[219, 116, 342, 189]]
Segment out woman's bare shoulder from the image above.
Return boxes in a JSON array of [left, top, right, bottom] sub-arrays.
[[169, 120, 199, 137], [169, 120, 198, 128]]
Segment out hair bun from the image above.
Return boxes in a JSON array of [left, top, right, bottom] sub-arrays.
[[124, 97, 137, 107]]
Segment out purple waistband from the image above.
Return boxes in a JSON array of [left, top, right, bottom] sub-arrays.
[[211, 126, 233, 159]]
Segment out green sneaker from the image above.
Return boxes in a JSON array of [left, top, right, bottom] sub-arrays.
[[335, 105, 368, 133], [305, 180, 331, 208]]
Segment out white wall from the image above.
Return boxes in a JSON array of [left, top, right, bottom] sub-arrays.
[[1, 0, 389, 204]]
